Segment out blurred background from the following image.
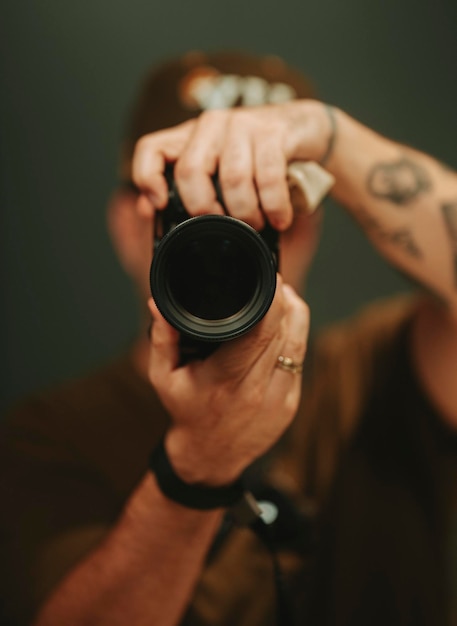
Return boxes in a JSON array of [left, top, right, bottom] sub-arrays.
[[1, 0, 457, 414]]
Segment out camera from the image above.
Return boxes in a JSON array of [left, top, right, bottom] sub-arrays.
[[149, 165, 279, 360]]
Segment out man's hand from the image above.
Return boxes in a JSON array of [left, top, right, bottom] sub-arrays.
[[132, 100, 331, 231], [135, 96, 457, 430], [148, 276, 310, 486]]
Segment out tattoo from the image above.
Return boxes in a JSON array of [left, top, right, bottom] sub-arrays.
[[355, 207, 423, 259], [441, 202, 457, 287], [366, 156, 431, 206], [319, 105, 337, 166]]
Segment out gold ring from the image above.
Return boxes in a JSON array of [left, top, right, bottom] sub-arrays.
[[275, 355, 304, 374]]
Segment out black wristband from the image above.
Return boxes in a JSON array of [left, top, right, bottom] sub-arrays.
[[149, 438, 248, 510]]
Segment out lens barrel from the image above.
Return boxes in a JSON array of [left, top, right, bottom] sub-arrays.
[[150, 214, 277, 343]]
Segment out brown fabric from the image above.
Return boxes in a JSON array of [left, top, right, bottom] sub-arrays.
[[1, 296, 456, 626], [292, 297, 457, 625], [0, 356, 170, 625]]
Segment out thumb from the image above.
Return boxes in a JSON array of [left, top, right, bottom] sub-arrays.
[[147, 298, 181, 380]]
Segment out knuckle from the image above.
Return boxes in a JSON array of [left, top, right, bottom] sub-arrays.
[[255, 328, 277, 352], [288, 337, 305, 356], [208, 386, 232, 416], [134, 134, 152, 155], [256, 168, 284, 191], [245, 384, 264, 411], [220, 166, 246, 190], [234, 108, 259, 128], [151, 334, 168, 351], [174, 159, 198, 182], [199, 109, 225, 125]]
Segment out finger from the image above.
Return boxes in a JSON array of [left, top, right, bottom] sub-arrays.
[[147, 298, 181, 382], [136, 193, 155, 219], [218, 113, 265, 230], [205, 275, 286, 380], [268, 287, 310, 417], [132, 121, 196, 208], [174, 110, 229, 217], [244, 283, 308, 389], [274, 284, 310, 367], [253, 134, 294, 231]]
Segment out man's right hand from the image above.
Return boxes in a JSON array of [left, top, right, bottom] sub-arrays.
[[147, 275, 310, 487]]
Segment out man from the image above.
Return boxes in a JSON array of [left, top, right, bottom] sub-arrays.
[[1, 50, 456, 626]]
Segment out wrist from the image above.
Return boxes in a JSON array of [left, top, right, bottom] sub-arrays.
[[150, 437, 256, 512], [164, 429, 246, 488], [286, 100, 339, 166]]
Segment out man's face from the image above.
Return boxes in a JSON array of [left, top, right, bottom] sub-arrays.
[[107, 185, 153, 304]]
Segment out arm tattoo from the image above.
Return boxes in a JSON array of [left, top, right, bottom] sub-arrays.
[[355, 207, 423, 259], [366, 156, 431, 206], [441, 202, 457, 287], [319, 105, 337, 166]]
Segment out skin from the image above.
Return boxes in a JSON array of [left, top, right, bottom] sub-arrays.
[[132, 100, 457, 428], [34, 99, 457, 625]]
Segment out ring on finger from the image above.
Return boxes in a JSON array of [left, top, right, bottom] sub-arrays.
[[275, 355, 304, 375]]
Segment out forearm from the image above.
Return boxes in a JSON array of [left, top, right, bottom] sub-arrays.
[[326, 108, 457, 312], [34, 472, 222, 626], [322, 107, 457, 424]]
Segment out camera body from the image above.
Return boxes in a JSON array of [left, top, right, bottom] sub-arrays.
[[149, 166, 279, 360]]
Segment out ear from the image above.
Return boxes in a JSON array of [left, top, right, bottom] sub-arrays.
[[106, 190, 153, 282]]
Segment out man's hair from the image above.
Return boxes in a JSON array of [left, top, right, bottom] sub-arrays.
[[120, 50, 316, 180]]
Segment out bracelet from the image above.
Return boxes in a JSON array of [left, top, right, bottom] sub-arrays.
[[149, 438, 258, 513], [319, 104, 337, 166]]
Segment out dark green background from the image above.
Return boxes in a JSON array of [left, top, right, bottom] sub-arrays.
[[1, 0, 457, 414]]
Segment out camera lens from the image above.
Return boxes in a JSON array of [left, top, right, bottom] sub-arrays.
[[168, 234, 257, 320], [150, 215, 277, 342]]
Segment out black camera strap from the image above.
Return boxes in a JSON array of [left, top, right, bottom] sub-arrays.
[[150, 438, 311, 625], [243, 515, 297, 626], [228, 486, 312, 626]]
